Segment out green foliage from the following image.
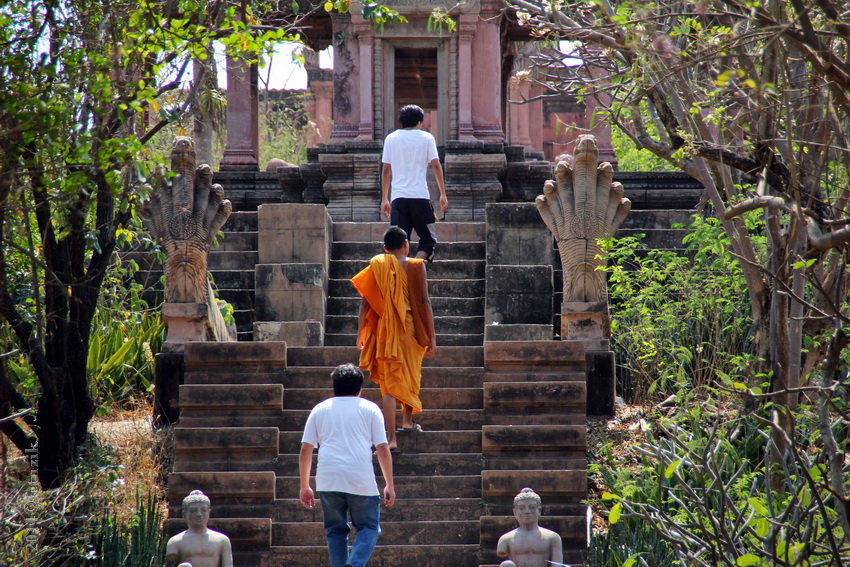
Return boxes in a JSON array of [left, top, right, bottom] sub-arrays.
[[611, 123, 676, 172], [605, 214, 753, 402], [259, 94, 312, 167], [592, 397, 850, 566], [0, 438, 164, 566]]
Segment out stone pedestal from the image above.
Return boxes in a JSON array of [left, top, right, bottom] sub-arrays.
[[161, 302, 212, 351], [560, 301, 610, 340]]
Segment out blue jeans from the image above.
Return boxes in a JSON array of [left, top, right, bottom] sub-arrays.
[[317, 491, 381, 567]]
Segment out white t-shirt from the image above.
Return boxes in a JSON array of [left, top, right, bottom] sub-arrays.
[[301, 396, 388, 496], [382, 128, 439, 200]]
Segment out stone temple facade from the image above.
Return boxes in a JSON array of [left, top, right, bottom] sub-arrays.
[[214, 0, 616, 220]]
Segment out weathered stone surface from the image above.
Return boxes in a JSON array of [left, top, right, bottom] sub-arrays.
[[561, 304, 610, 340], [481, 470, 586, 499], [586, 349, 616, 417], [253, 321, 324, 346], [484, 341, 585, 370], [174, 427, 279, 456], [483, 381, 585, 409], [484, 324, 552, 342], [168, 471, 277, 503], [255, 263, 327, 322], [164, 517, 271, 549], [485, 265, 552, 325], [482, 425, 585, 451], [485, 203, 553, 265], [183, 341, 286, 369], [178, 384, 283, 412], [154, 352, 184, 427], [258, 204, 332, 268]]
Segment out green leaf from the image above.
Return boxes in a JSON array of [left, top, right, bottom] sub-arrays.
[[664, 458, 683, 479], [608, 502, 622, 524], [747, 497, 768, 516], [736, 554, 761, 566]]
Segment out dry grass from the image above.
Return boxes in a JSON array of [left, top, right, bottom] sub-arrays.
[[88, 398, 171, 522]]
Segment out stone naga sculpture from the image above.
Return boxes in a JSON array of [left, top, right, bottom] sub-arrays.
[[140, 136, 232, 304], [535, 135, 631, 303]]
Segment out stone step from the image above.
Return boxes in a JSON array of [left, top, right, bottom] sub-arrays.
[[331, 241, 485, 260], [222, 210, 259, 232], [279, 429, 482, 454], [324, 332, 484, 347], [483, 370, 586, 383], [210, 268, 255, 290], [178, 384, 283, 414], [215, 230, 258, 251], [167, 471, 276, 505], [272, 520, 479, 546], [183, 342, 286, 369], [287, 346, 484, 368], [482, 424, 585, 454], [273, 497, 483, 522], [264, 544, 480, 567], [213, 288, 255, 308], [274, 453, 484, 476], [333, 221, 485, 243], [275, 474, 480, 499], [331, 258, 485, 280], [173, 427, 280, 461], [178, 408, 486, 431], [483, 455, 587, 472], [481, 469, 587, 500], [183, 370, 286, 385], [329, 277, 485, 298], [326, 314, 484, 334], [327, 295, 485, 315], [280, 387, 483, 411], [208, 250, 259, 270], [282, 366, 484, 388], [483, 381, 585, 410]]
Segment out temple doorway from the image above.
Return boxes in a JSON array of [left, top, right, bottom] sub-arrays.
[[383, 43, 447, 143]]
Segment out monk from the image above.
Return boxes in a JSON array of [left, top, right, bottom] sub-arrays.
[[351, 226, 437, 450]]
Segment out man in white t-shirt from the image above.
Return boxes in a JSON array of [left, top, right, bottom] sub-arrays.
[[299, 363, 396, 567], [381, 104, 448, 262]]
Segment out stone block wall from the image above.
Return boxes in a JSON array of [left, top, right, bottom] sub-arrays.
[[484, 203, 554, 341], [254, 204, 332, 346]]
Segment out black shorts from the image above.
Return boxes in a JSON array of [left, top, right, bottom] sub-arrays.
[[390, 198, 437, 256]]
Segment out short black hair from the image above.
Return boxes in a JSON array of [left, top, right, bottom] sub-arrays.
[[332, 363, 364, 396], [399, 105, 425, 128], [384, 226, 408, 251]]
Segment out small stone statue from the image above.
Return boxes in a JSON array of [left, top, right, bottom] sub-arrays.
[[165, 490, 233, 567], [496, 488, 563, 567]]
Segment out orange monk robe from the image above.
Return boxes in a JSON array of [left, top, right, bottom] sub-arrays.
[[351, 254, 426, 413]]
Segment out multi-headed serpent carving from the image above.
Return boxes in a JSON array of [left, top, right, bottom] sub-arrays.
[[140, 137, 232, 304], [536, 135, 631, 303]]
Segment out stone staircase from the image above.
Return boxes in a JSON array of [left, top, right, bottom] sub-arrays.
[[156, 173, 704, 566]]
